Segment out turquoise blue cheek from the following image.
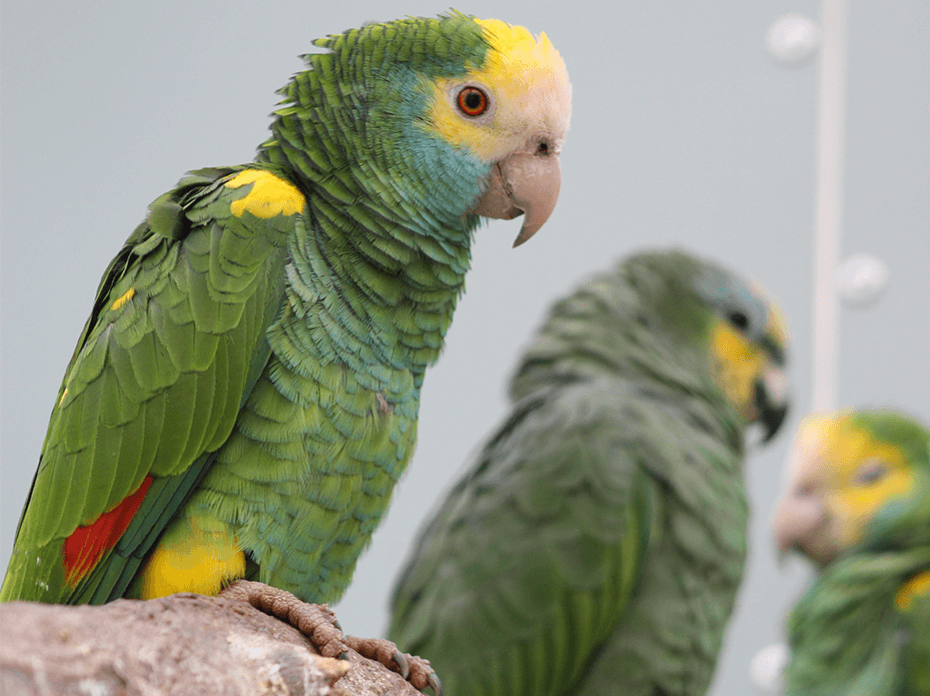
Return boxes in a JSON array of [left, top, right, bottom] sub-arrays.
[[371, 67, 491, 228]]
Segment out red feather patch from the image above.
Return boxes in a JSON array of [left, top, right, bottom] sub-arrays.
[[63, 476, 154, 586]]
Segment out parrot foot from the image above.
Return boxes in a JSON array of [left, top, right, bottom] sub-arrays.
[[218, 579, 347, 658], [345, 635, 442, 695], [219, 580, 441, 694]]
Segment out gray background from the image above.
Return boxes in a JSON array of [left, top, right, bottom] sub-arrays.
[[1, 1, 927, 693]]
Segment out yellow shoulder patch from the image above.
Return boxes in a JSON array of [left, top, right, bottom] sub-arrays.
[[896, 570, 930, 611], [226, 169, 305, 219], [110, 287, 135, 311]]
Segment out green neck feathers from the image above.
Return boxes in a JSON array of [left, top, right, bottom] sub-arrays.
[[256, 16, 496, 373]]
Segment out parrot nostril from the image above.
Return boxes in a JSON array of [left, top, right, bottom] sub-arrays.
[[796, 482, 816, 497], [536, 141, 549, 156]]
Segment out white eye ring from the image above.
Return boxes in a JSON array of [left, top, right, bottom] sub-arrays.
[[854, 458, 889, 486]]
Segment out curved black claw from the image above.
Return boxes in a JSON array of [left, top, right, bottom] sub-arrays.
[[428, 671, 444, 696], [392, 648, 410, 679]]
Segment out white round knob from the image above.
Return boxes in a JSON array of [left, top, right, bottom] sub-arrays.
[[750, 643, 789, 694], [836, 254, 890, 306], [766, 14, 821, 65]]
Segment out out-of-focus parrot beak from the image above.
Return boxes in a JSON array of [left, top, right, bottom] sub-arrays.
[[772, 489, 827, 556], [473, 144, 562, 247], [755, 367, 790, 442], [755, 307, 790, 442]]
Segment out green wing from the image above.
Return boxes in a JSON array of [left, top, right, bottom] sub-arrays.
[[1, 166, 296, 603], [388, 379, 660, 696]]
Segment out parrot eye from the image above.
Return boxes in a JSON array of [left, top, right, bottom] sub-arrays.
[[456, 86, 490, 117], [854, 459, 889, 486], [727, 310, 750, 331]]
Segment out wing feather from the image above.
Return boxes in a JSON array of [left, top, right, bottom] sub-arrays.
[[1, 166, 298, 603]]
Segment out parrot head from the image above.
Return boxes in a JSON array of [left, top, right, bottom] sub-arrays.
[[693, 262, 790, 442], [262, 13, 571, 247], [508, 249, 790, 442], [773, 409, 930, 566]]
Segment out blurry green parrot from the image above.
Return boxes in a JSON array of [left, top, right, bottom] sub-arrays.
[[0, 13, 572, 607], [387, 249, 790, 696], [773, 409, 930, 696]]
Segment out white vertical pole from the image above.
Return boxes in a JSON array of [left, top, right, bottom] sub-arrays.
[[811, 0, 847, 413]]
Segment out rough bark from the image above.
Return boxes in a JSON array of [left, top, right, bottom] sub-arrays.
[[0, 592, 419, 696]]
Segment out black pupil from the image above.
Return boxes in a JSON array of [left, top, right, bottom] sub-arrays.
[[729, 311, 749, 330], [464, 90, 483, 111]]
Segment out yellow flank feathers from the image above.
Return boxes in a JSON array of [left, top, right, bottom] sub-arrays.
[[136, 518, 245, 599], [226, 169, 305, 219], [110, 287, 135, 311], [710, 322, 766, 417], [427, 18, 571, 162], [895, 570, 930, 611]]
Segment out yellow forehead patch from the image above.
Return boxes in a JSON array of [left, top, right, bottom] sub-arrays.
[[811, 414, 909, 480], [427, 18, 571, 161], [226, 169, 305, 219], [472, 19, 568, 102], [766, 303, 789, 351]]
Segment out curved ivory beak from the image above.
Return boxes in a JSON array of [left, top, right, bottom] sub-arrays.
[[473, 150, 562, 247]]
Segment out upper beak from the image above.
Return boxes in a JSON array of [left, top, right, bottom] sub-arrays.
[[755, 366, 790, 442], [755, 309, 790, 442], [472, 145, 562, 247], [772, 490, 826, 555]]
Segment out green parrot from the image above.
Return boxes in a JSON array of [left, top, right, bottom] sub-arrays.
[[773, 409, 930, 696], [1, 13, 572, 607], [387, 249, 790, 696]]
